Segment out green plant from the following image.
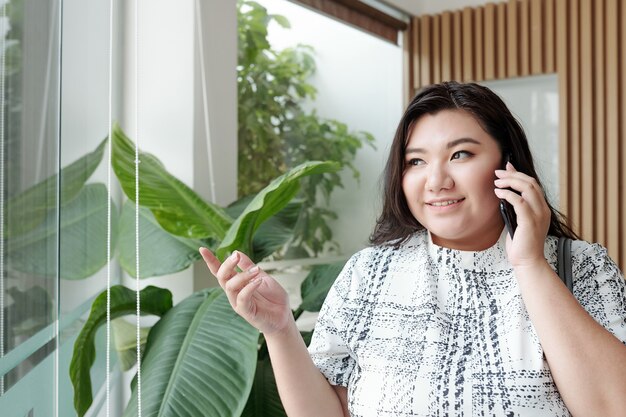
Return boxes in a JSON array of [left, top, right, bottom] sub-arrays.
[[69, 125, 346, 417], [237, 0, 375, 257]]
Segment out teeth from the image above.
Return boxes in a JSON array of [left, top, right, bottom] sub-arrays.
[[430, 199, 460, 207]]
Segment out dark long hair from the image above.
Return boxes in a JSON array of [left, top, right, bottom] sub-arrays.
[[370, 81, 578, 246]]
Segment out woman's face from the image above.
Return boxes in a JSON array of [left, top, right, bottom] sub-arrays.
[[402, 109, 505, 251]]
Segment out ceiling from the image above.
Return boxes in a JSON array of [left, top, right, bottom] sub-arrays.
[[380, 0, 505, 17]]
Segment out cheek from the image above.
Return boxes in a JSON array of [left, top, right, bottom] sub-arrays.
[[401, 171, 424, 201], [471, 169, 499, 201]]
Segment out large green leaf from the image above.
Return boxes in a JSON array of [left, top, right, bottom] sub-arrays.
[[217, 161, 339, 260], [123, 288, 259, 417], [7, 138, 107, 236], [118, 201, 202, 278], [299, 261, 346, 312], [111, 123, 233, 239], [70, 285, 173, 417], [241, 355, 287, 417], [8, 183, 119, 280], [226, 195, 303, 262]]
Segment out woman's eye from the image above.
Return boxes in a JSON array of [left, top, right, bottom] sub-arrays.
[[406, 158, 424, 166], [451, 150, 472, 160]]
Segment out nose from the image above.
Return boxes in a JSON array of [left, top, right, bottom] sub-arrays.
[[425, 163, 454, 191]]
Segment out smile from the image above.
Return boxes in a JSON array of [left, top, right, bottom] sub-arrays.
[[428, 199, 463, 207]]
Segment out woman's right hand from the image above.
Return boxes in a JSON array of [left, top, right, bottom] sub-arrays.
[[199, 248, 292, 335]]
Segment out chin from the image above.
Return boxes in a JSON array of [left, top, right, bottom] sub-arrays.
[[429, 227, 469, 243]]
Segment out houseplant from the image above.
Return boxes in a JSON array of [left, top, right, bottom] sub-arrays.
[[237, 0, 375, 258], [69, 124, 346, 417]]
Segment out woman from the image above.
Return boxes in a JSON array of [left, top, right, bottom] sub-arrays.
[[200, 82, 626, 416]]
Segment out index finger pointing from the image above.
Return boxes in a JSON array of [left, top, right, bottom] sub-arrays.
[[199, 247, 221, 277]]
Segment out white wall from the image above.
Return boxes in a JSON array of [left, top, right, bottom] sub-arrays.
[[263, 0, 404, 256]]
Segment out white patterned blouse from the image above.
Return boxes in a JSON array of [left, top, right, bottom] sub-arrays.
[[308, 228, 626, 417]]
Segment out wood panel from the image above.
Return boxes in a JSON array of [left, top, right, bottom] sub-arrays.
[[496, 3, 507, 78], [580, 0, 594, 240], [545, 0, 555, 72], [556, 0, 569, 221], [433, 14, 441, 83], [484, 3, 496, 80], [507, 0, 519, 77], [530, 0, 543, 73], [621, 0, 626, 268], [594, 0, 606, 247], [606, 0, 620, 262], [453, 10, 462, 80], [420, 15, 432, 86], [412, 16, 420, 91], [441, 12, 452, 81], [520, 0, 530, 76], [462, 7, 474, 81], [474, 6, 484, 81], [569, 0, 581, 232]]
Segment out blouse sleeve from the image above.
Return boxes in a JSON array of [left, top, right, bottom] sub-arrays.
[[572, 241, 626, 344], [307, 254, 360, 387]]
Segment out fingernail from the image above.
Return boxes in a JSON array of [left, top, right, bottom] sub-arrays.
[[248, 265, 259, 275], [229, 251, 239, 260]]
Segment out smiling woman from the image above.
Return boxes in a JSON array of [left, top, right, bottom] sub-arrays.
[[401, 110, 504, 250], [201, 81, 626, 417]]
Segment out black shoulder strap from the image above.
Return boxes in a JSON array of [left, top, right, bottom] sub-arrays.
[[557, 236, 573, 293]]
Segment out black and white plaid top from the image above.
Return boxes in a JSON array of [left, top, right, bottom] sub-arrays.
[[308, 228, 626, 417]]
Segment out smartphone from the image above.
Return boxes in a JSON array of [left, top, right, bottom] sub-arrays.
[[499, 154, 517, 238]]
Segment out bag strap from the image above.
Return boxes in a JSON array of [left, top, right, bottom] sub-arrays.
[[557, 236, 574, 292]]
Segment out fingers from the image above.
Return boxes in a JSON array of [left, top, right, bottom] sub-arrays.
[[494, 164, 547, 213], [235, 274, 263, 316], [199, 247, 221, 276], [234, 250, 256, 271], [494, 163, 551, 237], [198, 247, 263, 310], [198, 248, 239, 285]]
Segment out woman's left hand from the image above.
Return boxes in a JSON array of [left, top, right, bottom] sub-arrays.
[[494, 161, 551, 268]]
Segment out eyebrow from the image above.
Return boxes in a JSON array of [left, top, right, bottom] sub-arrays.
[[405, 137, 482, 154]]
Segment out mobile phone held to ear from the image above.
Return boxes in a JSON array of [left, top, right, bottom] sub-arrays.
[[499, 154, 517, 238]]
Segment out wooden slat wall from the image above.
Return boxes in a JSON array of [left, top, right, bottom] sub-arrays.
[[605, 0, 620, 264], [410, 0, 625, 270], [593, 0, 606, 246]]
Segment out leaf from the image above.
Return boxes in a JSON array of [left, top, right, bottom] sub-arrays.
[[270, 14, 290, 29], [4, 286, 53, 337], [299, 261, 346, 312], [8, 183, 119, 280], [112, 318, 151, 371], [241, 355, 287, 417], [111, 123, 233, 239], [7, 137, 106, 236], [122, 288, 259, 417], [217, 161, 339, 261], [70, 285, 173, 417], [117, 201, 202, 278], [226, 195, 303, 261]]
